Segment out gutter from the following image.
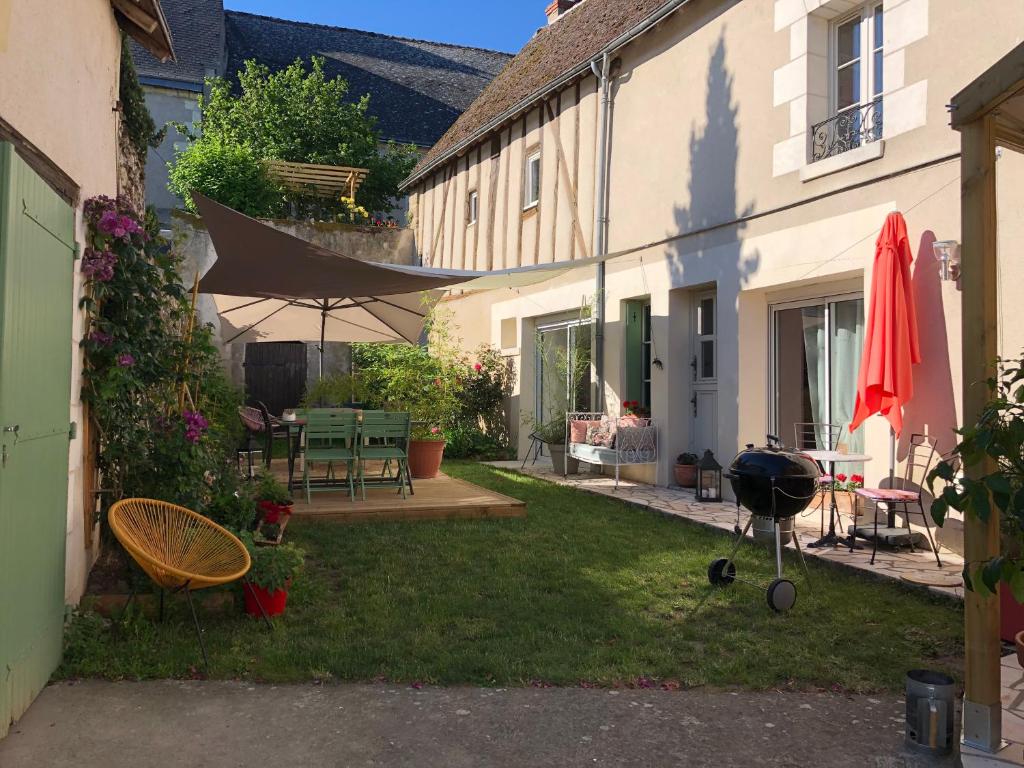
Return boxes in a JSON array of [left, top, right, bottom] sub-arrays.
[[400, 0, 694, 190]]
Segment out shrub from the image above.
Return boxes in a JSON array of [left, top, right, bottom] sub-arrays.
[[168, 137, 282, 218], [204, 491, 258, 533]]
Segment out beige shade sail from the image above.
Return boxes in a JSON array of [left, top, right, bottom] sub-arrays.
[[193, 192, 602, 299], [214, 290, 442, 346]]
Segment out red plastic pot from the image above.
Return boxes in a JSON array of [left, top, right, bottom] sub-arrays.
[[1000, 583, 1024, 642], [408, 439, 446, 479], [243, 581, 289, 617]]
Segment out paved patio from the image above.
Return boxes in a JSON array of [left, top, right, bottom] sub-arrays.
[[0, 680, 952, 768], [488, 460, 965, 600]]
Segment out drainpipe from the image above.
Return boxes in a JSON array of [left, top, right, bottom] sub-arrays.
[[590, 53, 611, 412]]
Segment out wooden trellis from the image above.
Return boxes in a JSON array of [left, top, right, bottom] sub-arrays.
[[266, 160, 370, 200]]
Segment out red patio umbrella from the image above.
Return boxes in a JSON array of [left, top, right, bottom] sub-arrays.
[[850, 211, 921, 473]]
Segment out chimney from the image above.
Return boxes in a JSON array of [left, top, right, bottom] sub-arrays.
[[545, 0, 577, 25]]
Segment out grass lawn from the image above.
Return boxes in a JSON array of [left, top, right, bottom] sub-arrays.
[[58, 462, 963, 691]]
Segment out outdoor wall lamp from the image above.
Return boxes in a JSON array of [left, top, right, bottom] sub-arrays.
[[932, 240, 961, 281]]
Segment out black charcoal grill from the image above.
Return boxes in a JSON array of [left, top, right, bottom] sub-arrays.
[[707, 437, 820, 612]]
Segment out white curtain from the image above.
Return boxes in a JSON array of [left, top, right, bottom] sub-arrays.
[[801, 307, 828, 447], [830, 299, 866, 458]]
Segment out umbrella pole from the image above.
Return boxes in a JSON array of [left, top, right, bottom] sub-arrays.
[[319, 303, 327, 381]]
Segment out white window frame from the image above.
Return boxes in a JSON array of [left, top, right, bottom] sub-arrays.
[[829, 3, 884, 118], [695, 292, 716, 384], [523, 150, 541, 210], [467, 189, 478, 226]]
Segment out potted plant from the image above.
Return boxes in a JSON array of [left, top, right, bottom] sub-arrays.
[[241, 534, 304, 617], [534, 413, 577, 476], [204, 489, 259, 533], [674, 453, 698, 487], [254, 471, 293, 523], [929, 355, 1024, 648]]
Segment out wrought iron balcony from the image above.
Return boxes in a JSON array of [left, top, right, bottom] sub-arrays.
[[810, 98, 883, 163]]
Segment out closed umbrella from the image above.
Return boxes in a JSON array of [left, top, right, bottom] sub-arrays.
[[849, 211, 921, 478]]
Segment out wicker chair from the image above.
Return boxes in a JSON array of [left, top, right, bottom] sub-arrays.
[[108, 498, 252, 669]]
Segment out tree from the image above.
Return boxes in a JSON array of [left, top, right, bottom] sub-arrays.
[[170, 56, 419, 217]]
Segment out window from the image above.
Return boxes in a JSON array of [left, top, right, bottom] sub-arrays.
[[524, 150, 541, 209], [536, 317, 592, 423], [467, 190, 478, 226], [815, 3, 883, 160], [695, 294, 715, 381], [771, 294, 865, 465]]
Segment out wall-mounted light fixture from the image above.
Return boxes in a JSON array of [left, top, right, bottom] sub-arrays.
[[932, 240, 961, 281]]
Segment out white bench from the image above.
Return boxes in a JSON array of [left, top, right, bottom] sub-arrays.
[[565, 412, 657, 489]]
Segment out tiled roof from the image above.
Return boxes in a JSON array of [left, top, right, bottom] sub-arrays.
[[132, 0, 225, 86], [223, 11, 514, 147], [406, 0, 674, 185]]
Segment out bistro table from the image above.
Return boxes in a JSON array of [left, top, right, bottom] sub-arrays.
[[803, 449, 871, 551]]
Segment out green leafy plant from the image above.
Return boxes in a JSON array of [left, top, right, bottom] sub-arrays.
[[168, 137, 283, 218], [258, 522, 281, 542], [204, 491, 258, 533], [930, 355, 1024, 596], [80, 196, 244, 517], [243, 534, 304, 592], [119, 35, 163, 157], [171, 56, 419, 217], [303, 372, 367, 407], [254, 472, 292, 506], [676, 453, 698, 465]]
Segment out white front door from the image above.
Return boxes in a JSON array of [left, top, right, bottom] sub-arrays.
[[690, 292, 717, 456]]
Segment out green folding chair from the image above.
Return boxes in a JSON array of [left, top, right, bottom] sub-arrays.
[[303, 410, 358, 503], [357, 411, 412, 500]]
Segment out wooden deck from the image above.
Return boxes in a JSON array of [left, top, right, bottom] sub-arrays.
[[278, 467, 526, 524]]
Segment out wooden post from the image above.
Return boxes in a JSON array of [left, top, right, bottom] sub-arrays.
[[960, 114, 1003, 753]]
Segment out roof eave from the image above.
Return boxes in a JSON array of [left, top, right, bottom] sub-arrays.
[[112, 0, 176, 63], [399, 0, 692, 190]]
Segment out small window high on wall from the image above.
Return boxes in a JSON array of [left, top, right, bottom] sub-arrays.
[[524, 150, 541, 210], [467, 190, 478, 225]]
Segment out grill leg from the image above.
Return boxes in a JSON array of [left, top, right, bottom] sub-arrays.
[[774, 521, 784, 580], [723, 517, 754, 573], [791, 528, 812, 591], [184, 585, 210, 672]]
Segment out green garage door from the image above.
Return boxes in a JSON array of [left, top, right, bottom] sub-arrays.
[[0, 142, 74, 738]]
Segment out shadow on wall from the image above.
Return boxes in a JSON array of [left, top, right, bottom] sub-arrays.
[[900, 229, 959, 462], [664, 33, 761, 454]]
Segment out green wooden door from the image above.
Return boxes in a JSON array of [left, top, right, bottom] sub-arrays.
[[0, 142, 74, 738]]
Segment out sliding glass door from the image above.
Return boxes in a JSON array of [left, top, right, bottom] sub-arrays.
[[536, 319, 592, 424], [772, 294, 865, 454]]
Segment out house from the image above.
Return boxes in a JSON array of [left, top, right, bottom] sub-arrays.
[[403, 0, 1024, 555], [0, 0, 173, 736], [133, 2, 514, 222]]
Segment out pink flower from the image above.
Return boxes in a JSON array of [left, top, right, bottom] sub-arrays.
[[430, 426, 440, 435], [474, 363, 482, 372], [88, 329, 112, 346], [117, 353, 135, 367], [81, 248, 116, 282]]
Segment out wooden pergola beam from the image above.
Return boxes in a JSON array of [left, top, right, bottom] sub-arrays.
[[958, 113, 1003, 753]]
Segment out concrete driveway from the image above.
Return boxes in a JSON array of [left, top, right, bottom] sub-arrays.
[[0, 681, 951, 767]]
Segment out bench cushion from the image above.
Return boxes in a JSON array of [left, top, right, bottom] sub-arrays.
[[569, 442, 618, 464]]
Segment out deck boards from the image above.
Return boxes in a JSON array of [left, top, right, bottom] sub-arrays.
[[278, 467, 526, 524]]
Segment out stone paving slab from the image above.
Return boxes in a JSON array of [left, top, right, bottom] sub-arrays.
[[0, 681, 953, 768], [488, 461, 964, 600]]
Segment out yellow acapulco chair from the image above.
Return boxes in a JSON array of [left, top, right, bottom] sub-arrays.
[[108, 498, 252, 669]]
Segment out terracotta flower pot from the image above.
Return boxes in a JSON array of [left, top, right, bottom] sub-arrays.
[[242, 581, 289, 617], [408, 439, 446, 479], [674, 464, 697, 487]]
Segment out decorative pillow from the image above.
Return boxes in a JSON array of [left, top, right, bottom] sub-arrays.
[[586, 424, 616, 448], [569, 419, 600, 443]]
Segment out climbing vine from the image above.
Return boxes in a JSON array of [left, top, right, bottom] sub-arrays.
[[80, 196, 242, 516]]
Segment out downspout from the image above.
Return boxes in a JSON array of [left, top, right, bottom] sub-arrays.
[[590, 53, 611, 412]]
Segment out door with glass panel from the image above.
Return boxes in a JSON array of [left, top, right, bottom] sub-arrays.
[[772, 295, 865, 460], [691, 292, 717, 455], [536, 319, 592, 426]]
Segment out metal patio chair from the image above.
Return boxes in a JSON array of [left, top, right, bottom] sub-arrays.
[[237, 405, 265, 479], [793, 422, 846, 536], [108, 498, 252, 670], [257, 401, 291, 471], [303, 410, 359, 503], [358, 411, 412, 500], [854, 433, 944, 566]]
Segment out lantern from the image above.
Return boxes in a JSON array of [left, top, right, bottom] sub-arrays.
[[696, 449, 722, 502]]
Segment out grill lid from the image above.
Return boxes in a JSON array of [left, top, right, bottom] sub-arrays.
[[728, 442, 820, 481]]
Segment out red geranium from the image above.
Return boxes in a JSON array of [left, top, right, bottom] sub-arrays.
[[851, 474, 864, 484], [836, 473, 847, 483]]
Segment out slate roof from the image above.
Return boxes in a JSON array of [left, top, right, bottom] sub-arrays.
[[405, 0, 674, 185], [223, 11, 514, 148], [132, 0, 225, 87]]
